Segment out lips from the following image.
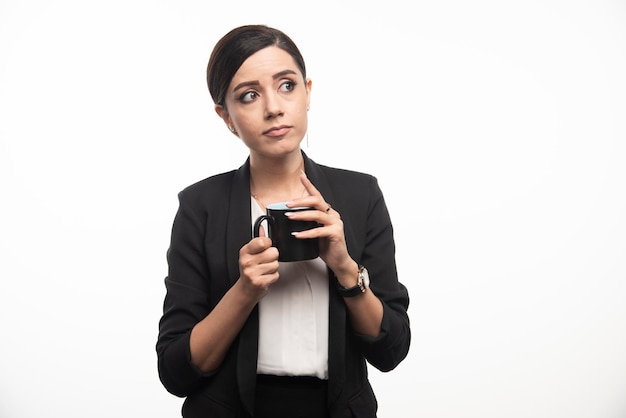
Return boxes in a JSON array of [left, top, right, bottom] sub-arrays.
[[264, 125, 291, 137]]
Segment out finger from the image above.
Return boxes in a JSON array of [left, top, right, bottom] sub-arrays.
[[246, 235, 273, 255], [299, 170, 322, 198], [293, 171, 333, 213]]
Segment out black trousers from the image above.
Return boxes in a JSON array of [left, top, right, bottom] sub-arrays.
[[254, 375, 330, 418]]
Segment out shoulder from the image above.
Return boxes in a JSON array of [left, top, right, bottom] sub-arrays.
[[309, 158, 378, 188], [313, 162, 382, 200], [319, 163, 372, 180]]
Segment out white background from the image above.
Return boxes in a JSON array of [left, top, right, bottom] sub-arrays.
[[1, 1, 625, 417]]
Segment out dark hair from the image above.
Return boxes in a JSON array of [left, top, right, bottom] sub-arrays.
[[206, 25, 307, 107]]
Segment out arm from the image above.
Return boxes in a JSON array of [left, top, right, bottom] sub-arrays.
[[349, 175, 410, 372], [156, 193, 279, 396], [289, 171, 410, 371], [334, 260, 384, 337], [189, 230, 279, 373]]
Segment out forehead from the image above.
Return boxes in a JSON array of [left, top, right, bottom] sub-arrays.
[[231, 46, 301, 83]]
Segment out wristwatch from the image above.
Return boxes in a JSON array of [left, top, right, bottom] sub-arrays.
[[335, 265, 370, 297]]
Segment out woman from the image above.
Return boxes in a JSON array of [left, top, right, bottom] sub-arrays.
[[157, 24, 410, 418]]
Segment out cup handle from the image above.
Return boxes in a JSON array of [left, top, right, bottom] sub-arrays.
[[253, 215, 273, 238]]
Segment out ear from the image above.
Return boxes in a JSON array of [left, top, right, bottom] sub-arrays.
[[216, 104, 239, 136], [215, 104, 230, 125], [305, 78, 312, 110]]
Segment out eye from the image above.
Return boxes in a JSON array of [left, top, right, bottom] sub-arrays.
[[279, 80, 297, 93], [238, 90, 258, 103]]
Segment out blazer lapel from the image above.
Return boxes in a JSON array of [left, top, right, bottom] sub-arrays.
[[237, 307, 259, 416], [303, 154, 347, 407], [226, 159, 259, 416], [226, 159, 252, 287]]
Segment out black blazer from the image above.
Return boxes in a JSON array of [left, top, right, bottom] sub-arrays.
[[157, 153, 410, 418]]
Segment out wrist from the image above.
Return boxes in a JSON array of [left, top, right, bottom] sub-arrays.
[[335, 264, 370, 298], [334, 260, 359, 288]]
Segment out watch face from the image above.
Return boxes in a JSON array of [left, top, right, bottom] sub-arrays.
[[359, 266, 370, 289]]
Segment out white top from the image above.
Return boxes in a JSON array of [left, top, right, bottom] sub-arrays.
[[251, 197, 330, 379]]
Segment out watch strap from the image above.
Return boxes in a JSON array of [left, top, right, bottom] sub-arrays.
[[335, 279, 363, 297], [335, 265, 366, 297]]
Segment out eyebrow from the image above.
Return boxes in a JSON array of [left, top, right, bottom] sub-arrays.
[[232, 69, 298, 93]]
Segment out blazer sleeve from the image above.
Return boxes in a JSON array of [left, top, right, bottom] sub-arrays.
[[156, 188, 214, 397], [348, 174, 411, 372]]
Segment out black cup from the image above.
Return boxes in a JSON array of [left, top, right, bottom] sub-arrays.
[[253, 203, 319, 262]]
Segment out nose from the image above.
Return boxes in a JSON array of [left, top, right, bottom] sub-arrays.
[[264, 92, 284, 120]]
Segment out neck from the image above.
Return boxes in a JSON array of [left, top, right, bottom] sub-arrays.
[[249, 151, 306, 205]]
